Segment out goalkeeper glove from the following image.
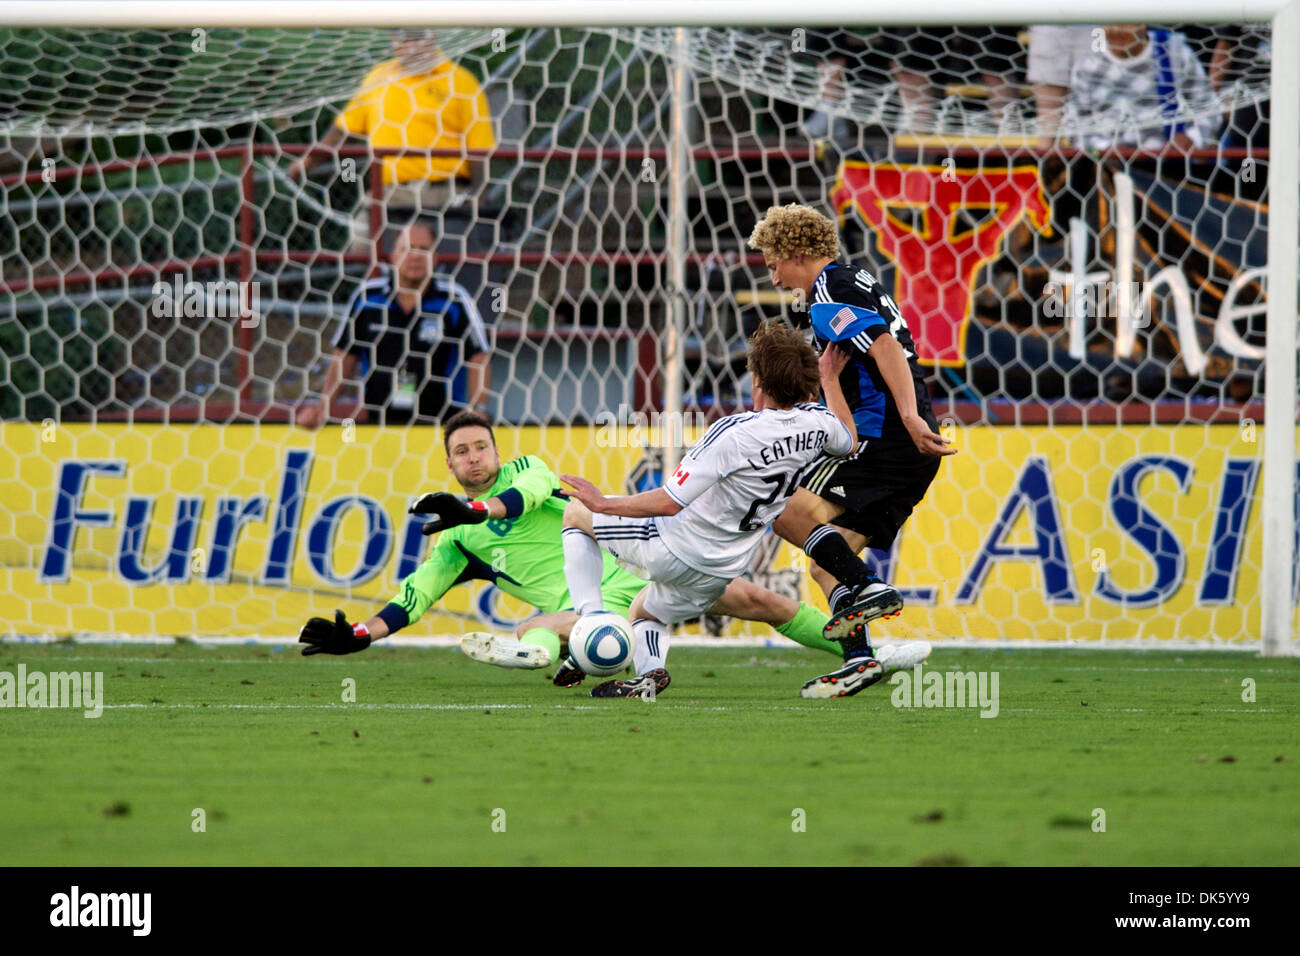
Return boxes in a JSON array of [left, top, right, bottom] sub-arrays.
[[409, 491, 490, 535], [299, 609, 371, 656]]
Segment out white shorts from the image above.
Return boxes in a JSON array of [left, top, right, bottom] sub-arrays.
[[592, 514, 731, 625]]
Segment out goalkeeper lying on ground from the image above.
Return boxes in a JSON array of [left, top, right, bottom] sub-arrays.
[[299, 410, 925, 678]]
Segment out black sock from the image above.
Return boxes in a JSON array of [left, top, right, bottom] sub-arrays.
[[803, 525, 877, 594], [828, 584, 853, 613], [841, 630, 874, 660]]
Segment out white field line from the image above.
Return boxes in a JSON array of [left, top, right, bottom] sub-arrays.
[[96, 702, 652, 712], [17, 659, 1293, 679], [992, 707, 1285, 713], [82, 702, 1287, 714], [3, 634, 1285, 652], [103, 702, 534, 711], [8, 658, 1293, 673]]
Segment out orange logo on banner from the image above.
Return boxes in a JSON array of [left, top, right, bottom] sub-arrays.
[[832, 161, 1050, 366]]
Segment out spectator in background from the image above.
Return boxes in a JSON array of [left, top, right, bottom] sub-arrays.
[[878, 27, 1024, 134], [1067, 25, 1220, 154], [800, 30, 867, 152], [1211, 25, 1271, 148], [1026, 25, 1096, 148], [297, 222, 491, 428], [289, 28, 496, 252], [797, 30, 885, 258]]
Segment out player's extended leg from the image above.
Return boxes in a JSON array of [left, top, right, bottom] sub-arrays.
[[560, 499, 606, 616], [589, 589, 672, 699], [707, 576, 930, 674], [460, 610, 575, 670], [555, 500, 656, 689], [774, 489, 903, 644], [708, 577, 840, 656], [773, 492, 894, 699]]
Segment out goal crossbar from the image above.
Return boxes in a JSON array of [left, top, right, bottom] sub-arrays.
[[0, 1, 1289, 29]]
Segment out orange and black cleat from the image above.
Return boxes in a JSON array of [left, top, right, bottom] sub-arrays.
[[823, 582, 905, 643]]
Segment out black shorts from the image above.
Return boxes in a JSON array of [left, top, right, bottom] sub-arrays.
[[799, 442, 941, 551]]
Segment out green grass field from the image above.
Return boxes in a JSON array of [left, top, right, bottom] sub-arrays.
[[2, 643, 1297, 866]]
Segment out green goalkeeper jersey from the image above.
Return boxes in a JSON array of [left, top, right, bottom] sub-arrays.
[[382, 455, 647, 631]]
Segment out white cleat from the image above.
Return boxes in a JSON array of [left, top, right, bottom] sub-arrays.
[[460, 632, 553, 670], [873, 640, 932, 677]]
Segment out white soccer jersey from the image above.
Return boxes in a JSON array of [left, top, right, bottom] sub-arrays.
[[655, 403, 855, 577]]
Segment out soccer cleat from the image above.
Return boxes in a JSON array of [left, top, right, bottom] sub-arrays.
[[800, 655, 884, 699], [872, 640, 932, 677], [824, 581, 904, 644], [460, 632, 552, 670], [590, 668, 671, 699], [552, 655, 586, 688]]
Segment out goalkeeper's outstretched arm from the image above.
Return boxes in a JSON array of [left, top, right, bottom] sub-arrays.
[[299, 526, 468, 656], [298, 590, 433, 656], [298, 609, 381, 656]]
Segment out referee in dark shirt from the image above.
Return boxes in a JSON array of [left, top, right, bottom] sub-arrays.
[[300, 223, 491, 427]]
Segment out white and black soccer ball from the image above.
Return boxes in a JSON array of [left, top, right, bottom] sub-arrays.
[[568, 612, 636, 677]]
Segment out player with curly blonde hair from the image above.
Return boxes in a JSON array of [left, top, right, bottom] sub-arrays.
[[749, 203, 954, 699]]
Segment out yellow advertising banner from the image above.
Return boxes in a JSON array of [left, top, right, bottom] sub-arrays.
[[0, 423, 1274, 642]]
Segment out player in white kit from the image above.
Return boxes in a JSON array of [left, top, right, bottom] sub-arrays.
[[559, 320, 882, 698]]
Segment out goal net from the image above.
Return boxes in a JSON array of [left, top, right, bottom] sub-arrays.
[[1, 15, 1295, 645]]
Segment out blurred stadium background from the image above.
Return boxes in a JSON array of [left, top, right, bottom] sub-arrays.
[[1, 11, 1296, 648]]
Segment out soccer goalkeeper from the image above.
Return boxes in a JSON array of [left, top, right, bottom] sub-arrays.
[[297, 410, 863, 676]]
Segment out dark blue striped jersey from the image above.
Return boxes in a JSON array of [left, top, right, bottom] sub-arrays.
[[808, 262, 937, 448], [333, 270, 489, 425]]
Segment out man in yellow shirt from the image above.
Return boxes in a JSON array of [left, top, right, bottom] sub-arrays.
[[290, 30, 495, 246]]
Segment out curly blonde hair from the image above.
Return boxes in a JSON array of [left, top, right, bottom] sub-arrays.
[[747, 204, 841, 261]]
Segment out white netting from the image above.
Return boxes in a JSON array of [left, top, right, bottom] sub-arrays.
[[0, 28, 493, 135], [0, 23, 1289, 643], [630, 26, 1271, 141]]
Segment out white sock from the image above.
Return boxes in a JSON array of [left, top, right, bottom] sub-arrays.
[[562, 527, 606, 616], [632, 618, 670, 675]]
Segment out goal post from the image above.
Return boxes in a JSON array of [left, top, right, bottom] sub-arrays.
[[1261, 0, 1299, 656], [1, 2, 1295, 651]]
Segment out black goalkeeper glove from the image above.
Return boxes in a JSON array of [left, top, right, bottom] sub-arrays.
[[409, 491, 490, 535], [299, 609, 372, 656]]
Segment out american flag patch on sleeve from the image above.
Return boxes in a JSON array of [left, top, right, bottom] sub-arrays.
[[830, 307, 858, 335]]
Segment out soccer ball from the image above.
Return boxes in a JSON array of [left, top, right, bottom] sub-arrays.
[[568, 612, 636, 677]]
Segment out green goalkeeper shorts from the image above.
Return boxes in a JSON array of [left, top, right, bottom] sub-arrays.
[[596, 563, 648, 618]]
